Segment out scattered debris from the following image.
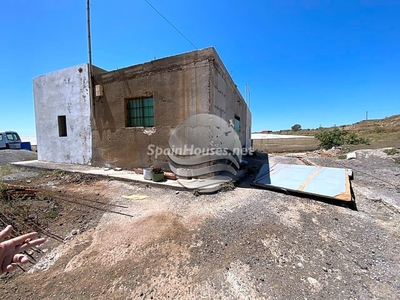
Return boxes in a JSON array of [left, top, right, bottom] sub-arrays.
[[133, 168, 143, 174], [1, 183, 37, 200], [346, 152, 357, 160], [122, 195, 148, 200], [296, 156, 316, 166], [220, 181, 236, 192], [164, 172, 177, 180]]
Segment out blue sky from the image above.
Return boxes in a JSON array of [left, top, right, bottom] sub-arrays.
[[1, 0, 399, 135]]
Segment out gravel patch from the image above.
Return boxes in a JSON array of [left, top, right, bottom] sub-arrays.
[[307, 148, 400, 211], [1, 171, 40, 181], [0, 149, 37, 165]]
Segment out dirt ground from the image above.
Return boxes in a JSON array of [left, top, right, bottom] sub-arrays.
[[0, 148, 399, 299]]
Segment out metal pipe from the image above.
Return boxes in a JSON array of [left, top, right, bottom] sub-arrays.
[[249, 87, 251, 109], [87, 0, 93, 105]]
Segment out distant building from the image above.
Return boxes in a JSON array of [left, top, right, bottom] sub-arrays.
[[33, 47, 251, 170]]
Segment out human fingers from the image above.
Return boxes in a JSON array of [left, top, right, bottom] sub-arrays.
[[12, 254, 29, 264], [0, 225, 12, 243], [2, 251, 16, 274], [9, 231, 39, 247], [16, 237, 46, 253], [2, 252, 30, 274], [1, 238, 44, 273], [5, 263, 18, 273]]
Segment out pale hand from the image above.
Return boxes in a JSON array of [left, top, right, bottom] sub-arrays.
[[0, 225, 46, 274]]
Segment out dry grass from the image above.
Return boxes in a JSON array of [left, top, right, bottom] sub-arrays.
[[0, 165, 13, 177], [273, 114, 400, 149]]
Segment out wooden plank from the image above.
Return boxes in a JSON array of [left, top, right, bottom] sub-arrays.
[[334, 169, 352, 202], [298, 166, 323, 191]]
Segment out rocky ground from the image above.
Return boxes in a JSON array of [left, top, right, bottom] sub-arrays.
[[0, 148, 399, 299]]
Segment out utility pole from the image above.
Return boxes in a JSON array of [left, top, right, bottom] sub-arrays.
[[245, 84, 251, 109], [366, 111, 368, 120], [248, 86, 251, 109], [87, 0, 93, 105]]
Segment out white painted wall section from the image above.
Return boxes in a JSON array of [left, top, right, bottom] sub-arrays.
[[33, 64, 92, 164]]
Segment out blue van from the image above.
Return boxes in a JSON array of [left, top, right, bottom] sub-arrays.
[[0, 131, 22, 149]]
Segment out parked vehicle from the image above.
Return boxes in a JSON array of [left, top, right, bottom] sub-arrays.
[[0, 131, 21, 149]]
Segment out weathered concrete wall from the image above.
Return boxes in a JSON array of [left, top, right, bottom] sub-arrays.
[[33, 64, 92, 164], [209, 49, 251, 149], [252, 137, 320, 153], [92, 49, 213, 169], [246, 107, 252, 149]]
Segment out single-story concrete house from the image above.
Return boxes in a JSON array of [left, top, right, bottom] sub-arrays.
[[33, 47, 251, 171]]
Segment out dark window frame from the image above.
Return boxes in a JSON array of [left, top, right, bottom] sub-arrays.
[[13, 133, 20, 141], [6, 133, 14, 141], [58, 115, 67, 137], [234, 115, 241, 135], [126, 97, 155, 127]]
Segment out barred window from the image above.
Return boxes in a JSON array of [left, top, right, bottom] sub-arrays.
[[126, 97, 154, 127]]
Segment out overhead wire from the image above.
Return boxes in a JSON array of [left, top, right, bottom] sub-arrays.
[[143, 0, 198, 49]]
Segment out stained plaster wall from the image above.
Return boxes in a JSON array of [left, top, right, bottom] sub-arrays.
[[33, 64, 92, 164], [92, 49, 214, 169], [209, 49, 251, 149]]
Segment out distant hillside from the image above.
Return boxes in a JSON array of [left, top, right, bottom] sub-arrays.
[[274, 114, 400, 149], [344, 114, 400, 134]]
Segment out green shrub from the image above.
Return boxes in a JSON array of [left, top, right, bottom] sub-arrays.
[[344, 133, 369, 145], [315, 128, 347, 149], [315, 128, 369, 149], [337, 154, 347, 159], [383, 148, 399, 155]]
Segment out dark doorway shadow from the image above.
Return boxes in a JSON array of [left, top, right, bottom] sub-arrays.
[[235, 151, 269, 189]]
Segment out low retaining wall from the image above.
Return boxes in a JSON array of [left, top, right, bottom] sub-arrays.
[[252, 137, 320, 153]]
